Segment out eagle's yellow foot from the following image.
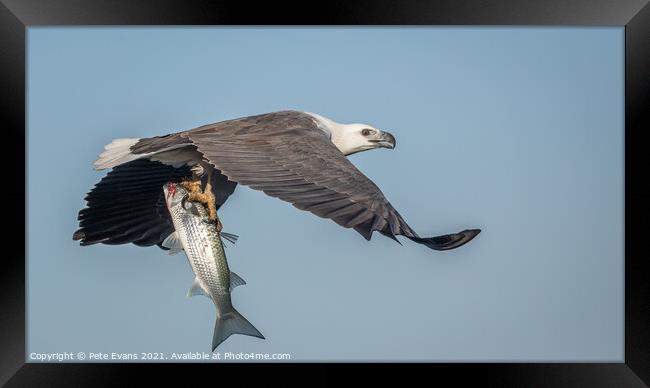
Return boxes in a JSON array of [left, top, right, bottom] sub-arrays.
[[180, 179, 201, 193], [206, 197, 218, 222], [180, 179, 218, 222]]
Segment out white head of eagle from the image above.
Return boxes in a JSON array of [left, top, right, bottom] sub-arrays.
[[305, 112, 396, 156]]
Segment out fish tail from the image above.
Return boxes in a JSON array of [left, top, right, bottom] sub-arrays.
[[212, 307, 265, 351]]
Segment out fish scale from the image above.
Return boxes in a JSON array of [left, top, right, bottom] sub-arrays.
[[167, 195, 229, 295]]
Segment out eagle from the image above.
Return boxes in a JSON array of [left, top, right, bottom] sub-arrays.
[[73, 110, 480, 251]]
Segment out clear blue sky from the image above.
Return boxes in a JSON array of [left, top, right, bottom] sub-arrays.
[[27, 27, 623, 361]]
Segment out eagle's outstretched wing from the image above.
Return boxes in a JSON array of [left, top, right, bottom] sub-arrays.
[[183, 111, 479, 250], [74, 110, 479, 250]]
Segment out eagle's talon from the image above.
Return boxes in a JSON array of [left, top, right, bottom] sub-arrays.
[[180, 179, 201, 193], [180, 177, 219, 223]]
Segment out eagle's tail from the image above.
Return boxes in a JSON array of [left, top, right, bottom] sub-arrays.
[[406, 229, 481, 251]]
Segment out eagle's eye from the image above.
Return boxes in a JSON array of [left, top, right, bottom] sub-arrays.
[[361, 128, 373, 136]]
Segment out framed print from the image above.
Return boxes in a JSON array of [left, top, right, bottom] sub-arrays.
[[3, 0, 649, 385]]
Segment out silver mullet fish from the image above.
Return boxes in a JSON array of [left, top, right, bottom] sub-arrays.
[[162, 181, 264, 350]]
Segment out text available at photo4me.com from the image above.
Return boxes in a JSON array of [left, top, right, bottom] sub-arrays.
[[28, 351, 292, 361]]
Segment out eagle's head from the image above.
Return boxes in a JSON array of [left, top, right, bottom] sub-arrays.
[[332, 123, 396, 156], [305, 112, 396, 156]]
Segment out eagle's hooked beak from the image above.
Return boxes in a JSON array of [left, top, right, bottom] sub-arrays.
[[370, 131, 396, 150]]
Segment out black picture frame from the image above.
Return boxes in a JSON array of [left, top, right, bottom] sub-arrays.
[[4, 0, 649, 385]]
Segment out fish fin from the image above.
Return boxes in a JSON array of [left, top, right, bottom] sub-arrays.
[[162, 232, 183, 254], [212, 307, 265, 351], [187, 277, 208, 298], [221, 232, 239, 245], [229, 271, 246, 291]]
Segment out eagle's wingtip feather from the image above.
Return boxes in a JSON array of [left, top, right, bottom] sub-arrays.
[[72, 230, 84, 241], [407, 228, 482, 251]]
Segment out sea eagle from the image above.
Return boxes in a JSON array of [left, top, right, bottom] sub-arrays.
[[73, 110, 480, 251]]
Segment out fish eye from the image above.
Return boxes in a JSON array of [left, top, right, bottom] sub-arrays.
[[361, 128, 373, 136], [181, 195, 191, 209]]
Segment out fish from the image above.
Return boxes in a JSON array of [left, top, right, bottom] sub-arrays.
[[162, 181, 264, 351]]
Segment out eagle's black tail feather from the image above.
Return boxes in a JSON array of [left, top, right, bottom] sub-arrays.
[[406, 229, 481, 251]]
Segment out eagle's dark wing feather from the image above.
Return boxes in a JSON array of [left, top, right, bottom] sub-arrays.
[[73, 159, 193, 248], [183, 111, 479, 250]]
